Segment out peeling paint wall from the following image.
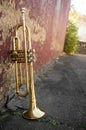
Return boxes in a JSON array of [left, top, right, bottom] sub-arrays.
[[0, 0, 71, 108]]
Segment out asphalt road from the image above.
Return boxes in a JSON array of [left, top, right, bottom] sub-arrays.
[[0, 54, 86, 130]]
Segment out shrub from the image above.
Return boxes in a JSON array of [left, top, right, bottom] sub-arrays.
[[64, 21, 79, 54]]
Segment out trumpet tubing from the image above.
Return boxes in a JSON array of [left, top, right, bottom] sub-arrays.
[[9, 8, 45, 119]]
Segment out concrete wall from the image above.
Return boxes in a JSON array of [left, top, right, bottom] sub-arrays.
[[0, 0, 71, 108]]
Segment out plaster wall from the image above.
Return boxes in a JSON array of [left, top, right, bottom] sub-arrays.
[[0, 0, 71, 108]]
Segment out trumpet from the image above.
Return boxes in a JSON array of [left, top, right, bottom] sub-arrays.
[[9, 8, 45, 119]]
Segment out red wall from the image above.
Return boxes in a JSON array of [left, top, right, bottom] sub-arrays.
[[0, 0, 71, 108], [0, 0, 71, 71]]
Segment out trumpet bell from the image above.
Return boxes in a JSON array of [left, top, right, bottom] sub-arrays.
[[23, 107, 45, 119]]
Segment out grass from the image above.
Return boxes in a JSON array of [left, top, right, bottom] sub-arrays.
[[0, 111, 22, 121], [13, 111, 22, 118], [0, 112, 9, 121], [37, 115, 60, 126]]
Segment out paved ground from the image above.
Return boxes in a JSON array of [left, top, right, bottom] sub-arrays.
[[0, 54, 86, 130]]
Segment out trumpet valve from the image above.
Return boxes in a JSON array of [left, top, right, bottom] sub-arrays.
[[27, 49, 36, 63]]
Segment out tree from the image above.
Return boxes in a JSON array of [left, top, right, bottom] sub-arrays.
[[64, 21, 79, 54]]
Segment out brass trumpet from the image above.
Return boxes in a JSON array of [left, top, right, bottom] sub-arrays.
[[9, 8, 45, 119]]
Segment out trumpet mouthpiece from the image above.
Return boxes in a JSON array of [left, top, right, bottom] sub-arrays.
[[21, 7, 26, 14]]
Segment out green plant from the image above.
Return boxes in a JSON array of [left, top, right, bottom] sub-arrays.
[[64, 21, 79, 54], [37, 116, 60, 126], [0, 112, 9, 121], [13, 112, 21, 118]]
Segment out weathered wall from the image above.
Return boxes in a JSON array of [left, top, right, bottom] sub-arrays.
[[0, 0, 71, 108]]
